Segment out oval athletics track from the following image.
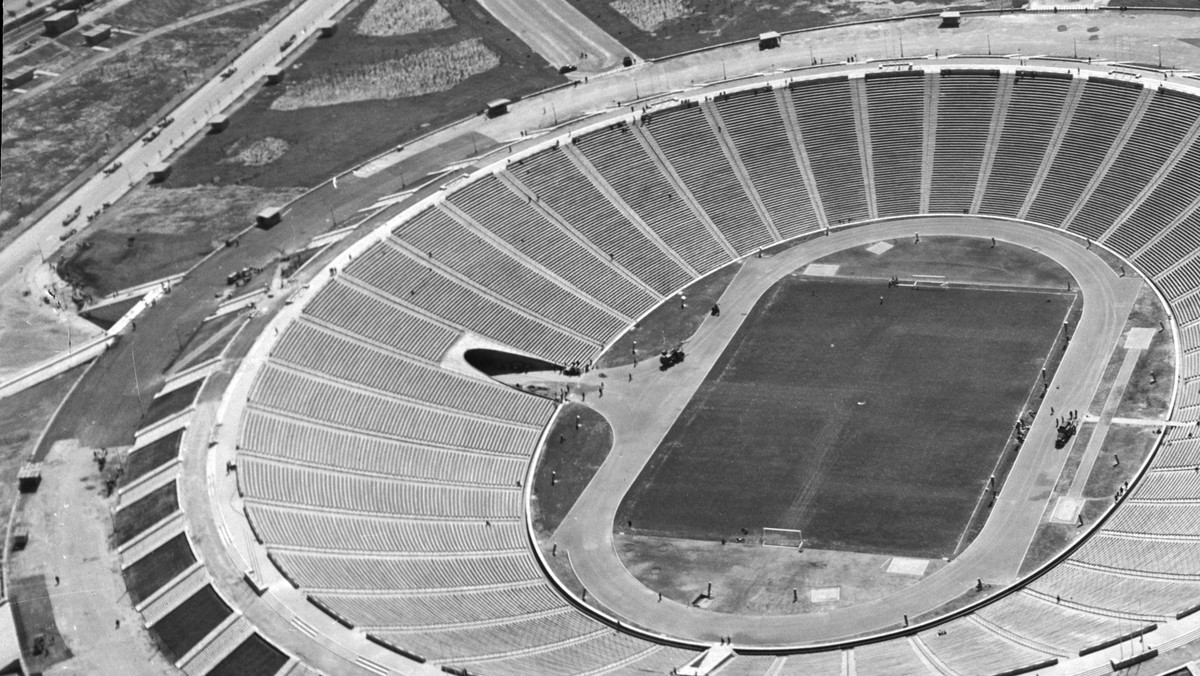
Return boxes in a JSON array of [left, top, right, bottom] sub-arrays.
[[550, 216, 1145, 648]]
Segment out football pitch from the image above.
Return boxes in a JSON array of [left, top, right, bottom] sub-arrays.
[[616, 278, 1074, 559]]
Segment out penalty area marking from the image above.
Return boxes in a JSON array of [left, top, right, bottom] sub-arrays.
[[866, 242, 893, 256], [810, 587, 841, 603], [802, 263, 839, 277], [885, 557, 930, 577]]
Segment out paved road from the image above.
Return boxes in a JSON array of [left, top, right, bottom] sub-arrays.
[[475, 0, 634, 73], [0, 0, 354, 291], [553, 217, 1140, 648]]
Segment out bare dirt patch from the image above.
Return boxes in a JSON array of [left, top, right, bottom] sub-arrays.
[[356, 0, 455, 36], [271, 38, 500, 110], [225, 136, 290, 166], [615, 533, 945, 615], [609, 0, 690, 32], [55, 184, 306, 297]]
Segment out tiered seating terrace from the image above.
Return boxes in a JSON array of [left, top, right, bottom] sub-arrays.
[[715, 88, 821, 239], [919, 616, 1052, 675], [377, 607, 606, 661], [396, 209, 627, 340], [448, 175, 657, 318], [313, 582, 565, 629], [302, 279, 460, 363], [247, 504, 526, 554], [930, 71, 999, 214], [1069, 89, 1198, 239], [273, 550, 543, 592], [979, 73, 1073, 217], [1104, 143, 1200, 260], [345, 242, 596, 363], [790, 77, 870, 223], [576, 123, 730, 273], [644, 103, 773, 254], [1026, 79, 1142, 227], [506, 148, 692, 294], [1029, 562, 1200, 619], [239, 411, 528, 487], [864, 71, 925, 218]]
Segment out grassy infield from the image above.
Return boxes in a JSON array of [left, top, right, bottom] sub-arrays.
[[533, 236, 1173, 617]]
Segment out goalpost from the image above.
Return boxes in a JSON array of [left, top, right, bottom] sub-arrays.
[[761, 527, 804, 549], [909, 274, 949, 289]]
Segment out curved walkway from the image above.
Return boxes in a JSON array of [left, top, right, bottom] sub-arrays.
[[554, 216, 1143, 648]]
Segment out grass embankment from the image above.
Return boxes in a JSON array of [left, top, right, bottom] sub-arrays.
[[166, 0, 566, 189], [123, 532, 196, 604], [0, 0, 292, 241], [0, 366, 85, 536], [1114, 283, 1174, 420], [55, 184, 305, 297], [597, 262, 741, 369], [530, 403, 614, 537], [112, 481, 179, 546]]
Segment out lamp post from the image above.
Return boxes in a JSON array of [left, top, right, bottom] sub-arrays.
[[1155, 44, 1162, 68]]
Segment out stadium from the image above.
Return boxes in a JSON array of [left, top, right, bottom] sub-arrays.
[[1, 1, 1199, 676]]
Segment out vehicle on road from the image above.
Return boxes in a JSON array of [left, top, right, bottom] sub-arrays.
[[102, 161, 122, 175], [221, 66, 237, 79]]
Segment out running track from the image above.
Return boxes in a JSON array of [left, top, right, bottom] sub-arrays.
[[553, 216, 1142, 647]]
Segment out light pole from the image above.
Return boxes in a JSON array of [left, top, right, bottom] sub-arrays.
[[1155, 44, 1162, 68]]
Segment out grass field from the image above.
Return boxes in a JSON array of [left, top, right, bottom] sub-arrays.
[[119, 429, 183, 487], [165, 0, 565, 189], [617, 278, 1072, 559], [141, 380, 202, 428], [123, 532, 196, 604], [148, 585, 231, 661], [1113, 283, 1174, 420], [207, 633, 289, 676], [0, 2, 291, 242], [572, 0, 989, 59], [531, 403, 614, 536], [112, 481, 178, 546], [167, 311, 248, 373]]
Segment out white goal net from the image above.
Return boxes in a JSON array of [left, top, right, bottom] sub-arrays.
[[761, 527, 804, 549]]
